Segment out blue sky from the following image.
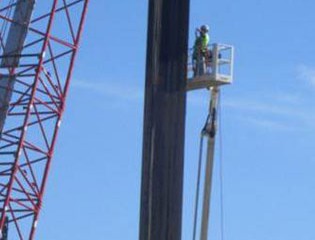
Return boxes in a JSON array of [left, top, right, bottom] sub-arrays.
[[35, 0, 315, 239]]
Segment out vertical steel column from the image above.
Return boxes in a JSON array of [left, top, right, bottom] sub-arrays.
[[139, 0, 190, 239]]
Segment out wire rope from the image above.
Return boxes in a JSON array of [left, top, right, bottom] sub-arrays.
[[192, 133, 205, 240], [218, 91, 226, 240]]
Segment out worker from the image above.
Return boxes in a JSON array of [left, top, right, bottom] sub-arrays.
[[193, 25, 210, 77]]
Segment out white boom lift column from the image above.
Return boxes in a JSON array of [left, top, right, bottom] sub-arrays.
[[0, 0, 35, 135], [187, 43, 234, 240], [199, 87, 219, 240]]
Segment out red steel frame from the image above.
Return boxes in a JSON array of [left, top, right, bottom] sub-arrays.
[[0, 0, 89, 239]]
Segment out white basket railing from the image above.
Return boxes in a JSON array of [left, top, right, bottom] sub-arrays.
[[187, 43, 234, 83]]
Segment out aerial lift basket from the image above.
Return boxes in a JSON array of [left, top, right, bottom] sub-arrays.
[[187, 43, 234, 91]]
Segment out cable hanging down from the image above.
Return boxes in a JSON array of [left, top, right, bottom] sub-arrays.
[[192, 123, 206, 240], [218, 91, 226, 240]]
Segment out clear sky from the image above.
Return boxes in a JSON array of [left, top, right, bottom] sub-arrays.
[[35, 0, 315, 239]]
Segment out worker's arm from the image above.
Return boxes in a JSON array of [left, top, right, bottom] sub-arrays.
[[195, 28, 200, 38]]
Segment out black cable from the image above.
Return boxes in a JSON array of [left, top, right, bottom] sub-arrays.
[[192, 133, 204, 240], [218, 91, 225, 240]]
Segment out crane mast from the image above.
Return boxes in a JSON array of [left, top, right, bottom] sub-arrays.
[[0, 0, 89, 239]]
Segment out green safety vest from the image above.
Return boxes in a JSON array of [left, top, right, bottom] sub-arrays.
[[193, 34, 209, 59]]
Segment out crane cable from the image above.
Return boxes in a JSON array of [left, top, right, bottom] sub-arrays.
[[192, 91, 226, 240]]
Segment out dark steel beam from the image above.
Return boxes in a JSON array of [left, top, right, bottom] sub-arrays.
[[139, 0, 190, 239]]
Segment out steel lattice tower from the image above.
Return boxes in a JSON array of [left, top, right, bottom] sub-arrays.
[[0, 0, 89, 239]]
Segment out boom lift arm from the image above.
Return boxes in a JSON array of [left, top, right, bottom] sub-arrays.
[[200, 87, 219, 240], [187, 43, 234, 240]]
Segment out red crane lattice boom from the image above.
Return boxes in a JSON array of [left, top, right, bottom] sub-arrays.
[[0, 0, 89, 239]]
